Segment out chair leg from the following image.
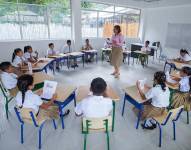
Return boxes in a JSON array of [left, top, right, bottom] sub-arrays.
[[187, 111, 189, 124], [38, 124, 44, 149], [106, 132, 110, 150], [5, 102, 9, 119], [158, 123, 162, 147], [173, 121, 176, 140], [84, 134, 87, 150], [122, 95, 126, 116], [52, 119, 57, 130], [21, 124, 24, 144]]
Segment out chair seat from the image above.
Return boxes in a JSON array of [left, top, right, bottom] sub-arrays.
[[82, 116, 112, 132], [153, 112, 168, 124]]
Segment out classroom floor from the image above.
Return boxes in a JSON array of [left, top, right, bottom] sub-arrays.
[[0, 58, 191, 150]]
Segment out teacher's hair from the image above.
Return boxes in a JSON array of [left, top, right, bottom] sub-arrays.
[[114, 25, 121, 33]]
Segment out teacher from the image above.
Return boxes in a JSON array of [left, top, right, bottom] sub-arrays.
[[110, 25, 124, 78]]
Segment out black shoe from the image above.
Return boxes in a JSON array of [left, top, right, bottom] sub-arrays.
[[56, 66, 60, 71], [141, 123, 156, 130], [75, 64, 79, 67], [71, 65, 75, 68], [63, 109, 70, 117]]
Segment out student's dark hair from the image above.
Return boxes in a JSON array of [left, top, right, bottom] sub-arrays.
[[12, 48, 22, 62], [85, 39, 89, 42], [67, 40, 71, 43], [90, 77, 107, 95], [181, 67, 191, 88], [24, 45, 32, 53], [114, 25, 121, 33], [17, 74, 34, 108], [49, 43, 54, 47], [145, 40, 150, 45], [180, 49, 189, 55], [0, 62, 12, 71], [153, 71, 166, 91]]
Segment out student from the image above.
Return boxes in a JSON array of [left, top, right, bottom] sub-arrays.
[[168, 67, 191, 111], [175, 49, 191, 63], [0, 62, 18, 96], [104, 38, 112, 49], [135, 71, 170, 130], [82, 39, 94, 62], [12, 48, 26, 68], [15, 74, 70, 119], [139, 40, 151, 67], [47, 43, 59, 56], [24, 45, 38, 63], [75, 77, 113, 118], [61, 40, 78, 68]]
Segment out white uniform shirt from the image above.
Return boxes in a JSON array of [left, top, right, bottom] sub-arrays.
[[179, 76, 190, 92], [180, 54, 191, 62], [12, 56, 23, 67], [145, 85, 170, 108], [61, 45, 73, 53], [24, 52, 31, 60], [1, 72, 17, 89], [16, 90, 43, 113], [141, 46, 151, 52], [75, 95, 113, 118], [47, 48, 58, 56]]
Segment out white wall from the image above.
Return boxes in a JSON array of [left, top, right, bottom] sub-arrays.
[[143, 5, 191, 58]]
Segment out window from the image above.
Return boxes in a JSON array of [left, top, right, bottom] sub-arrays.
[[0, 0, 71, 40], [81, 1, 141, 38]]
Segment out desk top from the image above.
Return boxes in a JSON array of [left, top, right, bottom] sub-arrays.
[[76, 85, 120, 102], [123, 50, 131, 54], [123, 85, 148, 104], [69, 52, 84, 56], [82, 50, 98, 53], [167, 60, 191, 70], [32, 72, 53, 85], [170, 70, 180, 79], [101, 48, 112, 51], [48, 53, 68, 59], [133, 50, 150, 55]]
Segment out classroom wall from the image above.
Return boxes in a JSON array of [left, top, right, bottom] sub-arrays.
[[142, 5, 191, 58]]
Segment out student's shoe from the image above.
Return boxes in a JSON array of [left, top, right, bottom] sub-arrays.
[[71, 65, 75, 68], [56, 66, 60, 71], [63, 109, 70, 117], [141, 123, 156, 130], [75, 64, 79, 67]]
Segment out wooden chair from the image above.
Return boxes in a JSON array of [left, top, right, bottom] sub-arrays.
[[14, 107, 57, 149], [152, 106, 184, 147], [0, 80, 14, 119], [82, 116, 112, 150]]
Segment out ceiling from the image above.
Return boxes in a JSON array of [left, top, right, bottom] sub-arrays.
[[89, 0, 191, 8]]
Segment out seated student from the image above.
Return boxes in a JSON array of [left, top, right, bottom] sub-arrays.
[[139, 40, 151, 67], [82, 39, 94, 63], [0, 62, 18, 97], [104, 38, 112, 49], [61, 40, 78, 68], [12, 48, 26, 68], [47, 43, 60, 70], [24, 45, 38, 63], [15, 74, 70, 119], [47, 43, 59, 56], [122, 41, 128, 62], [174, 49, 191, 63], [167, 67, 191, 111], [75, 77, 113, 118], [135, 71, 170, 130]]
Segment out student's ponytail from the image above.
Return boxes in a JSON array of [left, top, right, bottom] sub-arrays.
[[154, 71, 167, 91], [17, 74, 34, 108], [12, 48, 22, 62], [12, 51, 16, 62]]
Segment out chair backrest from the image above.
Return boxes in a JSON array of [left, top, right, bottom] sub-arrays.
[[14, 106, 39, 127], [0, 80, 10, 98], [162, 106, 184, 125], [82, 116, 112, 133], [150, 48, 155, 56]]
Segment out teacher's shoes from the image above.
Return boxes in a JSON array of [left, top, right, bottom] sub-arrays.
[[115, 73, 120, 78], [111, 72, 116, 75]]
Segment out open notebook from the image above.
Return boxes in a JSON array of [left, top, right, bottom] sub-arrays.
[[41, 80, 58, 99]]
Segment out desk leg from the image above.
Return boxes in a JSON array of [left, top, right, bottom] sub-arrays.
[[122, 95, 126, 116], [112, 101, 115, 132], [96, 53, 98, 63], [59, 106, 65, 129], [136, 108, 142, 129], [102, 51, 104, 61], [82, 55, 85, 67], [74, 92, 76, 107], [128, 54, 130, 65]]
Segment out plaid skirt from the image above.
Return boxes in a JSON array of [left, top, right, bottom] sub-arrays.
[[133, 104, 167, 120], [171, 91, 191, 111], [38, 104, 59, 119]]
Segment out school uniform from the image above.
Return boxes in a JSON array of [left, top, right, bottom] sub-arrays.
[[134, 85, 170, 120], [171, 76, 191, 111], [12, 56, 23, 68], [1, 71, 18, 97], [139, 46, 151, 66], [75, 95, 113, 118], [47, 48, 58, 56], [16, 90, 59, 119], [24, 52, 31, 60], [82, 44, 95, 62], [61, 45, 73, 54], [180, 54, 191, 62]]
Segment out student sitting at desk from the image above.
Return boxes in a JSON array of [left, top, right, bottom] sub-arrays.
[[24, 45, 38, 63], [104, 38, 112, 49], [174, 49, 191, 63], [139, 40, 151, 67], [82, 39, 94, 63], [135, 71, 170, 130], [12, 48, 26, 68], [61, 40, 78, 68], [167, 67, 191, 111], [75, 77, 113, 118], [0, 62, 18, 97], [15, 74, 70, 119]]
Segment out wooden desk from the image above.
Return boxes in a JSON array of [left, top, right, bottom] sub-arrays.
[[76, 85, 120, 131], [32, 72, 53, 85], [122, 85, 149, 129], [81, 50, 98, 63], [170, 70, 180, 79], [164, 60, 191, 71]]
